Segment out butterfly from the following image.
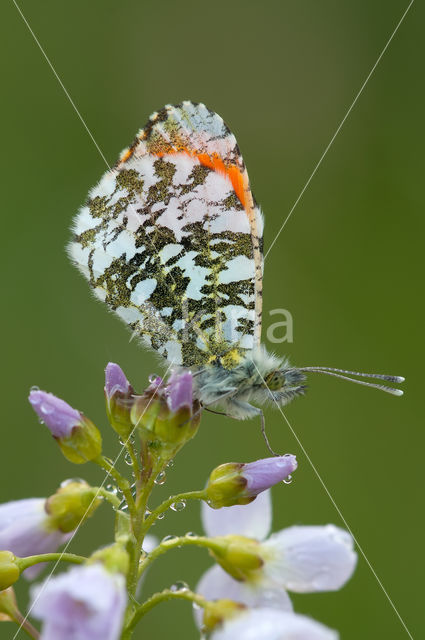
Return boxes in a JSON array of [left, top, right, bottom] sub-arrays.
[[68, 101, 403, 437]]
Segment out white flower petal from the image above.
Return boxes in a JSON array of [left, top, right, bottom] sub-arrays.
[[194, 564, 292, 627], [211, 608, 338, 640], [142, 534, 157, 554], [31, 564, 127, 640], [261, 525, 357, 592], [202, 489, 272, 539], [0, 498, 71, 579]]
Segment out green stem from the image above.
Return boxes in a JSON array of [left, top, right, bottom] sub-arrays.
[[124, 437, 141, 489], [13, 613, 40, 639], [94, 455, 136, 518], [125, 589, 207, 634], [138, 535, 222, 577], [98, 487, 122, 509], [19, 552, 86, 571], [126, 457, 164, 597], [142, 489, 207, 531]]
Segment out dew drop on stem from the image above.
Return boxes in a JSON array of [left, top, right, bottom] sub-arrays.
[[154, 471, 166, 485], [171, 500, 186, 512]]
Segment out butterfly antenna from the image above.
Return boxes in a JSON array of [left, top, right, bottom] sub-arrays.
[[295, 367, 404, 396]]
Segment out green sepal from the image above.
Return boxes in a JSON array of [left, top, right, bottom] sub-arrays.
[[45, 481, 102, 532], [0, 552, 20, 590], [56, 416, 102, 464]]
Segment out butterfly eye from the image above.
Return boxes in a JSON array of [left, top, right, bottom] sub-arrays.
[[264, 370, 286, 391]]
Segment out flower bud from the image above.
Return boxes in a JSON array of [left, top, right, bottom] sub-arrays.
[[104, 363, 135, 439], [131, 372, 200, 454], [29, 390, 102, 463], [45, 481, 102, 533], [203, 599, 245, 633], [206, 455, 297, 508], [208, 535, 263, 581], [89, 543, 129, 575], [0, 552, 20, 590]]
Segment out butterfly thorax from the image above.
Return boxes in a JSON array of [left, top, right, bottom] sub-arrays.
[[178, 346, 306, 420]]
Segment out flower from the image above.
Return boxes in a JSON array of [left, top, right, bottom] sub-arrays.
[[209, 608, 338, 640], [130, 371, 200, 453], [260, 525, 357, 592], [29, 391, 81, 439], [0, 498, 72, 579], [104, 363, 135, 438], [199, 489, 357, 596], [31, 563, 127, 640], [29, 390, 102, 463], [206, 455, 297, 508], [166, 371, 193, 412], [195, 564, 292, 627], [104, 363, 132, 398]]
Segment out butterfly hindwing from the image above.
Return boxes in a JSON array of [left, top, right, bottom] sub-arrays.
[[69, 102, 264, 367]]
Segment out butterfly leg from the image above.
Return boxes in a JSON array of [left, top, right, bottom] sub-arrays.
[[203, 407, 229, 417], [259, 410, 280, 457]]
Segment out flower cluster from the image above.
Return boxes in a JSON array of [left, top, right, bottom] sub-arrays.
[[0, 364, 357, 639]]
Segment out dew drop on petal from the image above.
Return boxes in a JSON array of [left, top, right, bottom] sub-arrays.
[[149, 374, 159, 383], [30, 385, 40, 393], [40, 403, 54, 415], [154, 471, 166, 485], [282, 475, 293, 485]]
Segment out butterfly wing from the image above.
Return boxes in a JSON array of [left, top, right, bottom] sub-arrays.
[[69, 102, 264, 367]]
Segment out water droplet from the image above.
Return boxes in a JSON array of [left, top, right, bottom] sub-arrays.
[[170, 581, 189, 592], [40, 403, 54, 415], [149, 373, 159, 383], [166, 459, 174, 468], [124, 452, 132, 465], [60, 478, 86, 487], [171, 500, 186, 512], [185, 531, 197, 538], [119, 504, 129, 513], [161, 534, 177, 544], [30, 385, 40, 393], [144, 509, 152, 520], [119, 438, 125, 446], [157, 512, 165, 520], [154, 471, 166, 485], [106, 484, 118, 495], [38, 417, 45, 424], [282, 475, 293, 485]]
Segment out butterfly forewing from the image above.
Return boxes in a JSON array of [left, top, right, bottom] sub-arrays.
[[69, 102, 264, 367]]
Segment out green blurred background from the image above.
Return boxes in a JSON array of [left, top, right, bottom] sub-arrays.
[[1, 1, 423, 638]]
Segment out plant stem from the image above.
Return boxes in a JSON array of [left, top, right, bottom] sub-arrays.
[[98, 486, 122, 509], [19, 552, 86, 571], [14, 612, 40, 639], [123, 435, 141, 493], [125, 589, 207, 633], [142, 489, 207, 531], [138, 535, 222, 577], [94, 455, 136, 518]]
